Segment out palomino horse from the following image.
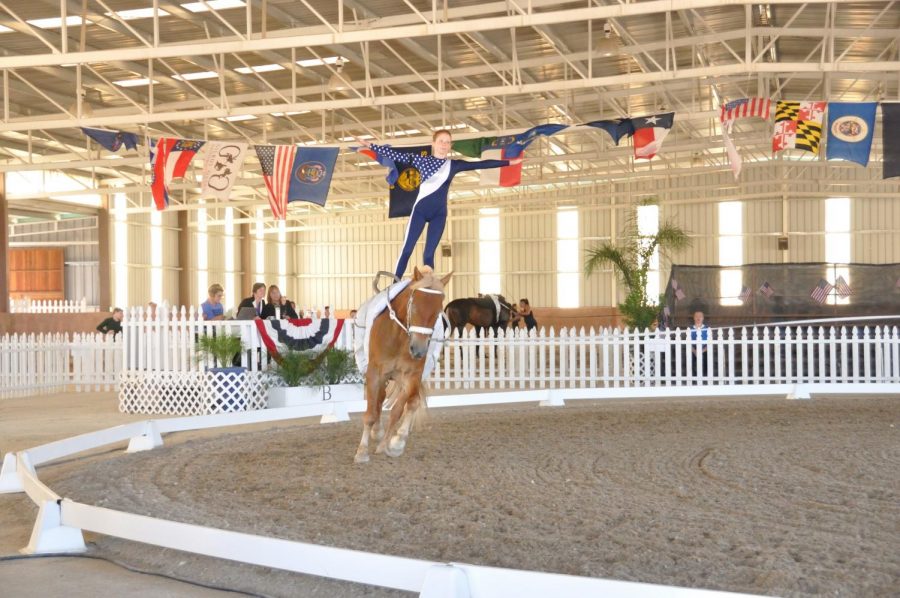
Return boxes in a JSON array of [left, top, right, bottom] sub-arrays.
[[355, 266, 451, 463], [444, 294, 517, 338]]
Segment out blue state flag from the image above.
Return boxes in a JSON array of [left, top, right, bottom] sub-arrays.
[[583, 118, 635, 145], [287, 146, 339, 207], [81, 127, 140, 152], [826, 102, 877, 166], [503, 123, 569, 158]]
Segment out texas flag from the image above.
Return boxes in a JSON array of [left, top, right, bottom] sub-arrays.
[[150, 138, 205, 210], [632, 112, 674, 160]]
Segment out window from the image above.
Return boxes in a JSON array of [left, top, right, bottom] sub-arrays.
[[557, 208, 580, 308], [478, 208, 500, 294], [825, 198, 851, 305], [150, 211, 163, 303], [224, 207, 236, 309], [636, 204, 660, 301], [278, 220, 287, 293], [113, 191, 128, 309], [196, 203, 208, 305], [718, 202, 743, 305], [255, 209, 265, 282]]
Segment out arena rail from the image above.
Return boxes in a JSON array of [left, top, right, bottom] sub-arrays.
[[0, 332, 119, 400], [1, 400, 765, 598], [8, 297, 96, 314]]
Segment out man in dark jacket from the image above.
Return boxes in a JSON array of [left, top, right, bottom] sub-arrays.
[[237, 282, 267, 318]]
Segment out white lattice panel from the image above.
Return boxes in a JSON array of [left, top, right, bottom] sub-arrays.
[[119, 370, 269, 416]]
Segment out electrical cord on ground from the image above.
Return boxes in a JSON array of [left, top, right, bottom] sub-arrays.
[[0, 549, 275, 598]]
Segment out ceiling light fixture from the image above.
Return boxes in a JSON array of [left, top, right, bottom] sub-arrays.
[[598, 21, 618, 56], [327, 59, 351, 93]]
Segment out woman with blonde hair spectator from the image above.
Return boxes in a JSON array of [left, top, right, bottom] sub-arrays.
[[261, 284, 298, 319], [201, 283, 226, 321]]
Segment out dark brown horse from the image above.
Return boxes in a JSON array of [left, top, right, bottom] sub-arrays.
[[444, 294, 517, 338], [354, 266, 451, 463]]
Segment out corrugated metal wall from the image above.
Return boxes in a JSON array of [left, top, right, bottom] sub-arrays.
[[9, 217, 99, 305], [102, 166, 900, 310]]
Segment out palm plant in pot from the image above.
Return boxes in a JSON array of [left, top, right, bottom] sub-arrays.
[[268, 348, 361, 409], [195, 332, 247, 413], [584, 198, 691, 330]]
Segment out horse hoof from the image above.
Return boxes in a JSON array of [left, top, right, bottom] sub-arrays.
[[384, 445, 404, 458], [374, 443, 386, 454], [354, 452, 369, 464]]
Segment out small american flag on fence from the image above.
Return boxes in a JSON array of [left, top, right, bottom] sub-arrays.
[[719, 97, 772, 123], [810, 278, 834, 304], [834, 275, 852, 298], [759, 281, 775, 298], [739, 285, 753, 303]]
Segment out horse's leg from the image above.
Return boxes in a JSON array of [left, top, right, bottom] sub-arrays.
[[376, 382, 410, 455], [355, 370, 385, 464], [386, 382, 421, 457], [372, 380, 395, 442]]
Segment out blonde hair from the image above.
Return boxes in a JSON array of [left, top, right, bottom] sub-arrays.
[[208, 283, 224, 296]]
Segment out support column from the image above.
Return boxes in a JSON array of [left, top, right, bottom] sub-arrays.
[[0, 173, 7, 313], [178, 210, 191, 307], [240, 222, 252, 298], [97, 194, 111, 311]]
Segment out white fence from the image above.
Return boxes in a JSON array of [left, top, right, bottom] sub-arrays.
[[0, 332, 119, 399], [8, 297, 97, 313], [431, 323, 900, 390]]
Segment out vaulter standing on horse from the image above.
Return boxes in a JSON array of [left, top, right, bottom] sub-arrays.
[[356, 130, 523, 280]]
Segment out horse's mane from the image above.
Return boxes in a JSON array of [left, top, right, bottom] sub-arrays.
[[409, 269, 445, 293]]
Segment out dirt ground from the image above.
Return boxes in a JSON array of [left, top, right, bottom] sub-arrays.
[[6, 394, 897, 597]]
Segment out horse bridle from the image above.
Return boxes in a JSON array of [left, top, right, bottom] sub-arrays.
[[386, 286, 446, 338]]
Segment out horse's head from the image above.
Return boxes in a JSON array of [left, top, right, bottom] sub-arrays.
[[400, 266, 452, 359]]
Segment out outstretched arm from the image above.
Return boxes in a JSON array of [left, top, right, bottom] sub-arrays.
[[453, 157, 523, 172], [355, 136, 424, 164]]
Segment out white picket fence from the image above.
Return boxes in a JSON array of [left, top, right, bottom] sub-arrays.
[[431, 323, 900, 390], [0, 332, 120, 399], [8, 297, 97, 313]]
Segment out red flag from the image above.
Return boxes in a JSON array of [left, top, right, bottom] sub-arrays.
[[255, 144, 298, 220], [150, 138, 205, 210], [720, 97, 772, 123], [479, 147, 523, 187]]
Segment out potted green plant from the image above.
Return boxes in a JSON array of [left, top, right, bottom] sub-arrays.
[[267, 348, 363, 409], [195, 332, 247, 413], [584, 198, 691, 330]]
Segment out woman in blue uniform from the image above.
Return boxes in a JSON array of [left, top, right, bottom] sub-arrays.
[[357, 130, 522, 280]]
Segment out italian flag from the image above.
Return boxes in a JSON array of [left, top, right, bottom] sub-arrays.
[[478, 147, 523, 187]]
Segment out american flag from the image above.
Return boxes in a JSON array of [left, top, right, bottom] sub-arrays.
[[759, 281, 775, 298], [719, 97, 772, 123], [255, 144, 298, 220], [810, 279, 834, 304], [739, 285, 753, 303], [834, 276, 852, 298]]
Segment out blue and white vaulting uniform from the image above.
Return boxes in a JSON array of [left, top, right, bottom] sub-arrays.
[[370, 143, 510, 279]]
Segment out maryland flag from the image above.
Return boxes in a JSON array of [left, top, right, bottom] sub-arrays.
[[773, 101, 826, 155]]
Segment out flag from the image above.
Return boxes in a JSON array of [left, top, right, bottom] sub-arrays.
[[810, 278, 834, 304], [826, 102, 877, 166], [632, 112, 674, 160], [719, 97, 772, 123], [671, 279, 685, 301], [359, 144, 431, 218], [150, 138, 205, 210], [201, 141, 248, 200], [81, 127, 140, 152], [739, 285, 753, 303], [759, 281, 775, 298], [773, 101, 826, 154], [255, 144, 297, 220], [883, 102, 900, 179], [721, 120, 742, 180], [288, 146, 339, 207], [584, 118, 634, 145], [479, 145, 524, 187], [834, 275, 852, 298]]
